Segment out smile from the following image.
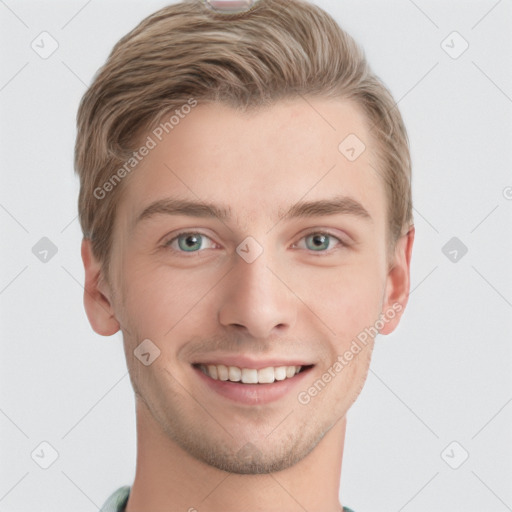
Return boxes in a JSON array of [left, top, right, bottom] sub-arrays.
[[192, 361, 314, 405], [196, 363, 311, 384]]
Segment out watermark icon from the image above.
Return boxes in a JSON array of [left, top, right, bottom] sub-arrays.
[[134, 338, 161, 366], [298, 302, 402, 405], [31, 441, 59, 469], [93, 98, 198, 200], [338, 133, 366, 162], [32, 237, 58, 263], [205, 0, 259, 14], [31, 31, 59, 59], [236, 236, 264, 263], [441, 31, 469, 60], [503, 186, 512, 200], [441, 236, 468, 263], [440, 441, 469, 469]]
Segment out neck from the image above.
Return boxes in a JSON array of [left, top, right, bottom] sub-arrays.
[[125, 399, 347, 512]]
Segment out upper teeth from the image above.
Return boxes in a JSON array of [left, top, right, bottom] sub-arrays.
[[198, 364, 302, 384]]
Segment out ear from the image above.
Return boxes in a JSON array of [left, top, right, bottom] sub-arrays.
[[81, 238, 120, 336], [379, 226, 415, 335]]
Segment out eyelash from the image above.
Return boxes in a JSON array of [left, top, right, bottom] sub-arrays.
[[163, 230, 348, 254]]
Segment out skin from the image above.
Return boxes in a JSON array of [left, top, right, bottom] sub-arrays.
[[82, 97, 414, 512]]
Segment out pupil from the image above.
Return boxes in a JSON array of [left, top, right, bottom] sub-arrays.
[[308, 233, 329, 251], [186, 235, 198, 246], [179, 234, 202, 251]]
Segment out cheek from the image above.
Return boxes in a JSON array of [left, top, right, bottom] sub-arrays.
[[119, 258, 221, 340], [287, 255, 385, 342]]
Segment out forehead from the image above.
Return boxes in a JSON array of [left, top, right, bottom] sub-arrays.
[[116, 97, 386, 231]]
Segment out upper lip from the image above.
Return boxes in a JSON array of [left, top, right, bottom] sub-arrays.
[[192, 356, 314, 370]]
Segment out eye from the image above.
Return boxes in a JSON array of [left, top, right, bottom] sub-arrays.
[[164, 232, 217, 252], [294, 232, 345, 252], [163, 230, 346, 254]]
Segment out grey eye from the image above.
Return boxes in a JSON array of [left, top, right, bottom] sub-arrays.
[[305, 233, 331, 251], [177, 233, 204, 252]]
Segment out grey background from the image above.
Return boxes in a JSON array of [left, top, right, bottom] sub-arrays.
[[1, 0, 511, 511]]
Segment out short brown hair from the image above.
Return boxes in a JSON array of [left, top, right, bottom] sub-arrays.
[[75, 0, 413, 279]]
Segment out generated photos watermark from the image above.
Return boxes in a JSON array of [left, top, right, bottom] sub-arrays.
[[297, 302, 403, 405], [93, 98, 198, 200]]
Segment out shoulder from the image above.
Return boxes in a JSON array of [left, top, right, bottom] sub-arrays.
[[99, 485, 131, 512]]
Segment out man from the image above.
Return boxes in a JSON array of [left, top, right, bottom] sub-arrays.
[[75, 0, 414, 510]]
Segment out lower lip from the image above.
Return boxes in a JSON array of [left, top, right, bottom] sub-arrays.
[[193, 365, 314, 405]]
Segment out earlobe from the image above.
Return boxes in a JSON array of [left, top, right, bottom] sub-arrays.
[[379, 226, 415, 335], [81, 238, 120, 336]]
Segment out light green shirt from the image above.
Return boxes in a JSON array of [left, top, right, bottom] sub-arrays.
[[100, 486, 355, 512]]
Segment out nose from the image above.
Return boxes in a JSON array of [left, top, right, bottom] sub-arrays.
[[217, 250, 297, 339]]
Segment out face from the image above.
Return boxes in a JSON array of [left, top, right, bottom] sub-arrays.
[[84, 97, 413, 474]]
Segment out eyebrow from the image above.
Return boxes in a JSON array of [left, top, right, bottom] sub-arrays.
[[134, 195, 372, 226], [279, 195, 372, 222]]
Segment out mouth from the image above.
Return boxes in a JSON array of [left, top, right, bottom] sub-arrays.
[[193, 363, 314, 384], [191, 362, 315, 405]]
